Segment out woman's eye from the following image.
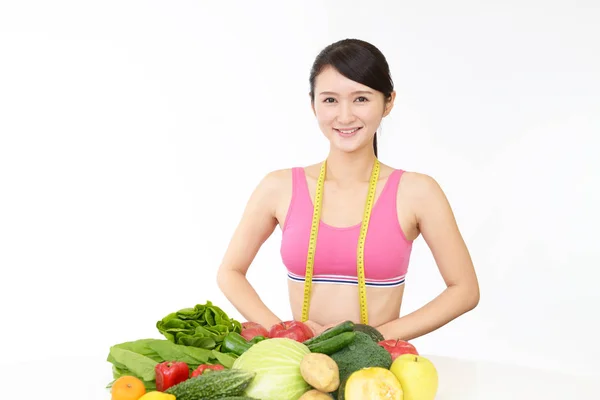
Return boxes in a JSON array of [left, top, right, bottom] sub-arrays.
[[322, 96, 368, 103]]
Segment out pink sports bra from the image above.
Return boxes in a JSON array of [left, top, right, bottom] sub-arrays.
[[280, 167, 413, 288]]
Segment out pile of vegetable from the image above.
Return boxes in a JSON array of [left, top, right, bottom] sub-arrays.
[[107, 338, 237, 391], [106, 300, 437, 400], [106, 301, 242, 392]]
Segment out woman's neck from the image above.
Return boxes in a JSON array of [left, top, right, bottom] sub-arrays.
[[324, 146, 377, 184]]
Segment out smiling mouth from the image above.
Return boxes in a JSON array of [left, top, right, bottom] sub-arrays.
[[334, 127, 363, 135]]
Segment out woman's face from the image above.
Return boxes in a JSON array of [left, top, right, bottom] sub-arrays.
[[311, 66, 395, 154]]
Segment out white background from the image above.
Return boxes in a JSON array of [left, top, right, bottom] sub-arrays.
[[1, 0, 599, 397]]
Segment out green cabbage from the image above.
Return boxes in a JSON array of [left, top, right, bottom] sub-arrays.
[[232, 337, 311, 400]]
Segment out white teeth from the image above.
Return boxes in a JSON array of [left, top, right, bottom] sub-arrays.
[[338, 128, 360, 134]]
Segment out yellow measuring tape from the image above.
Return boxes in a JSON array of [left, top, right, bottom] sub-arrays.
[[301, 158, 381, 325]]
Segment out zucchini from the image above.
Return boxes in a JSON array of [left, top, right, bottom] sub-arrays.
[[308, 331, 356, 355], [303, 320, 354, 346], [164, 368, 255, 400], [352, 324, 384, 342]]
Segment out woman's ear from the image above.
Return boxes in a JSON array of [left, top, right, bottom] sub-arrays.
[[383, 91, 396, 117], [309, 93, 316, 116]]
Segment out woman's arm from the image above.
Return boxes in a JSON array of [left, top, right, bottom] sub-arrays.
[[376, 173, 480, 341], [216, 170, 286, 330]]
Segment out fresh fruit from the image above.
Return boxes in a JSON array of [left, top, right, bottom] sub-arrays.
[[241, 321, 269, 341], [390, 354, 438, 400], [268, 320, 314, 342], [111, 375, 146, 400], [378, 339, 419, 360], [164, 368, 256, 400], [344, 367, 403, 399], [191, 363, 225, 377], [155, 361, 189, 392], [138, 392, 176, 400]]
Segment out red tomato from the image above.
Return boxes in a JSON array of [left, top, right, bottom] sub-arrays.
[[268, 320, 314, 342], [241, 321, 269, 341], [378, 339, 419, 360]]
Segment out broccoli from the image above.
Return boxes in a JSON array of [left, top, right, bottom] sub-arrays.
[[330, 331, 392, 397]]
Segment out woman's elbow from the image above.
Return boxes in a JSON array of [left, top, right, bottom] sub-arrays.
[[216, 266, 233, 293], [216, 266, 244, 294], [466, 281, 480, 311]]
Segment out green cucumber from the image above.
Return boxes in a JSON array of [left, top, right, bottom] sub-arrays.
[[307, 331, 356, 355], [303, 320, 355, 346], [164, 368, 255, 400], [352, 323, 385, 342]]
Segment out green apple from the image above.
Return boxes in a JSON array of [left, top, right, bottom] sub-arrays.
[[389, 354, 438, 400]]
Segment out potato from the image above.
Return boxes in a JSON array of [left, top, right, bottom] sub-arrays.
[[300, 353, 340, 393], [299, 389, 334, 399]]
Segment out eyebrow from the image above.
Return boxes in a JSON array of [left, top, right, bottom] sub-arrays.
[[318, 90, 374, 96]]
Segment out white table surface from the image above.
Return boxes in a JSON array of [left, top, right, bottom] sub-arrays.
[[3, 354, 596, 399]]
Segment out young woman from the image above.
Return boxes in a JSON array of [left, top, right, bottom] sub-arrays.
[[216, 38, 480, 341]]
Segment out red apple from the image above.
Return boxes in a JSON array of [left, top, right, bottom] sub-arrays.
[[240, 321, 269, 341], [378, 339, 419, 361], [268, 320, 314, 342]]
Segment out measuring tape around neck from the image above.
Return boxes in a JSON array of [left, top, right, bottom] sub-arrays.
[[301, 158, 381, 325]]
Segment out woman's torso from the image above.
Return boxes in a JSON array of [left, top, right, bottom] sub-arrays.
[[273, 162, 421, 327]]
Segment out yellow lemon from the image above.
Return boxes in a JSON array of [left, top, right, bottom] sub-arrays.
[[137, 391, 176, 400]]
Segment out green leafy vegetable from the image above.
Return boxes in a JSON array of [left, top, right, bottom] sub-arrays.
[[106, 337, 238, 391], [106, 341, 161, 391], [146, 339, 213, 365], [232, 338, 312, 400], [109, 347, 157, 381], [156, 301, 242, 350], [211, 349, 237, 369], [107, 338, 164, 363]]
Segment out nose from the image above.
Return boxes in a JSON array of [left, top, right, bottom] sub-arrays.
[[337, 102, 355, 125]]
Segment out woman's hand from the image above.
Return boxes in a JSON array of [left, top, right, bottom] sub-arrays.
[[304, 320, 347, 336], [303, 320, 324, 337]]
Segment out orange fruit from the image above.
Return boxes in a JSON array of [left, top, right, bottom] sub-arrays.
[[111, 375, 146, 400]]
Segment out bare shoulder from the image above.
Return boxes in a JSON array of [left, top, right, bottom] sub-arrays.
[[258, 168, 292, 191], [396, 170, 454, 223], [399, 171, 445, 199], [248, 167, 292, 208]]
